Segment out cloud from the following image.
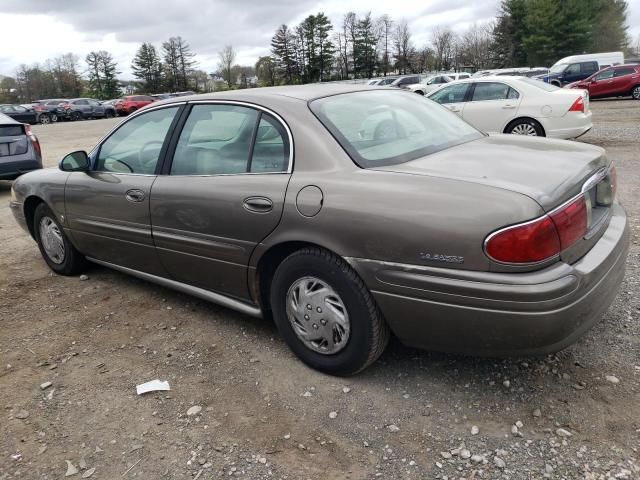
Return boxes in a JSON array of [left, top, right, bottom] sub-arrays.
[[0, 0, 638, 79]]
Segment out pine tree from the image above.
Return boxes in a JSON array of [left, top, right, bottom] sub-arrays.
[[271, 24, 297, 84], [354, 13, 378, 78], [175, 37, 197, 90], [86, 51, 120, 99], [131, 43, 162, 93], [162, 37, 181, 92]]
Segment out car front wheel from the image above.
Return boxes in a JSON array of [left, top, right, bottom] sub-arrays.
[[632, 85, 640, 100], [38, 114, 51, 125], [270, 247, 390, 376], [34, 203, 87, 276]]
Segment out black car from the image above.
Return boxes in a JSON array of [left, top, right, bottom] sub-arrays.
[[0, 104, 51, 124], [0, 112, 42, 180], [32, 99, 67, 122], [59, 98, 117, 121]]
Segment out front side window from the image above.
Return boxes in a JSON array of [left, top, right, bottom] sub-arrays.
[[565, 64, 581, 74], [471, 82, 514, 101], [595, 70, 614, 81], [170, 105, 289, 175], [429, 83, 469, 104], [582, 62, 598, 73], [310, 90, 482, 168], [96, 106, 178, 174]]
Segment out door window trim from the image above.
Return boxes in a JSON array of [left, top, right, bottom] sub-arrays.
[[161, 100, 294, 177], [89, 103, 187, 176], [468, 81, 520, 103]]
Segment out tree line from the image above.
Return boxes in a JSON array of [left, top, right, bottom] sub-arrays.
[[258, 0, 631, 85]]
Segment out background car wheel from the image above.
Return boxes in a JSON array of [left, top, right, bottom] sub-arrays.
[[270, 247, 390, 376], [50, 113, 58, 122], [632, 85, 640, 100], [415, 90, 425, 95], [38, 114, 51, 125], [105, 110, 114, 118], [506, 118, 545, 137], [72, 111, 82, 121], [34, 203, 87, 276], [128, 107, 137, 115]]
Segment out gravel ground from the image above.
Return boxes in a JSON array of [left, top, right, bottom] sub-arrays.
[[0, 100, 639, 480]]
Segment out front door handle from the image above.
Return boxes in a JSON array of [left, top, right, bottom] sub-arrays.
[[243, 196, 273, 213], [502, 104, 516, 109], [125, 189, 145, 202]]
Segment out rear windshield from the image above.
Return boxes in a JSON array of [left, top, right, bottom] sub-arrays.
[[516, 77, 560, 91], [310, 90, 482, 168]]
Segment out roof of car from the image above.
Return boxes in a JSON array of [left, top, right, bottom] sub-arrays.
[[154, 84, 379, 106]]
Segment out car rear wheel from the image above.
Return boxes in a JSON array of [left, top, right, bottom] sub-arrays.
[[632, 85, 640, 100], [270, 247, 390, 376], [415, 90, 425, 95], [506, 118, 545, 137], [105, 110, 114, 118], [71, 111, 82, 121], [38, 114, 51, 125], [50, 113, 58, 122], [34, 203, 87, 276]]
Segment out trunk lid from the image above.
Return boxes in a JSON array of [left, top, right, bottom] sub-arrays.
[[373, 134, 608, 212]]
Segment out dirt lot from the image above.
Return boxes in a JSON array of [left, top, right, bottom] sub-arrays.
[[1, 102, 639, 480]]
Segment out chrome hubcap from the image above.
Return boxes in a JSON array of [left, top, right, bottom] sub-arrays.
[[511, 123, 538, 136], [286, 276, 350, 355], [39, 216, 65, 264], [633, 87, 640, 99]]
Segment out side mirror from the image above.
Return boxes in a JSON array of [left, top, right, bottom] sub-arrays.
[[59, 150, 90, 172]]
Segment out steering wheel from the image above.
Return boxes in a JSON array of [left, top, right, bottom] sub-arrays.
[[374, 119, 406, 141], [106, 158, 134, 173], [138, 141, 164, 167]]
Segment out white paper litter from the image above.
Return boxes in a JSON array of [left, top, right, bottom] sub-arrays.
[[136, 379, 170, 395]]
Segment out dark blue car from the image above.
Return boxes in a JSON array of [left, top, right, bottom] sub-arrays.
[[535, 61, 599, 87]]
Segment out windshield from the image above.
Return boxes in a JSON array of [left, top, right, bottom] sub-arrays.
[[550, 64, 567, 74], [310, 90, 483, 168]]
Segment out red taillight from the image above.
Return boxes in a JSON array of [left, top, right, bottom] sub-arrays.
[[485, 195, 588, 264], [549, 196, 587, 250], [485, 216, 561, 264], [568, 96, 584, 113], [23, 124, 41, 157]]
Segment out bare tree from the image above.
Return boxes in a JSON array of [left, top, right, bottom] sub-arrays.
[[218, 45, 236, 88], [378, 15, 394, 76], [458, 23, 493, 70], [393, 19, 413, 75], [431, 26, 456, 71]]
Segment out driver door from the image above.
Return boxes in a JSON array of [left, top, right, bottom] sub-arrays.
[[64, 105, 181, 275]]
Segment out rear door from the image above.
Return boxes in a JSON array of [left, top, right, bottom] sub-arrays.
[[64, 105, 181, 275], [150, 102, 292, 299], [461, 81, 521, 134], [612, 66, 639, 95]]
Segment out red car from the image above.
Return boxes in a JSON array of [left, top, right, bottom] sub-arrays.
[[115, 95, 156, 115], [567, 64, 640, 100]]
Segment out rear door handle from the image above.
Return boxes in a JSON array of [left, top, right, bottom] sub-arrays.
[[243, 196, 273, 213], [125, 189, 145, 202]]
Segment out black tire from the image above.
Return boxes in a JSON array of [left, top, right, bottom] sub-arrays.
[[270, 247, 390, 376], [414, 90, 425, 95], [33, 203, 87, 276], [38, 113, 51, 125], [632, 85, 640, 100], [72, 111, 82, 121], [128, 107, 137, 115], [50, 113, 58, 122], [105, 110, 114, 118], [505, 118, 545, 137]]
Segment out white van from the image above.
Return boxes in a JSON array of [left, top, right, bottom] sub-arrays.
[[552, 52, 624, 69]]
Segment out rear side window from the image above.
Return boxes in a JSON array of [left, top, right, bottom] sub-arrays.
[[614, 67, 636, 77], [595, 70, 614, 80], [581, 62, 598, 73], [171, 104, 289, 175], [429, 83, 469, 104], [471, 82, 517, 101]]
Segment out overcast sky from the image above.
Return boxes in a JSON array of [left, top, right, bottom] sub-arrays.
[[0, 0, 639, 79]]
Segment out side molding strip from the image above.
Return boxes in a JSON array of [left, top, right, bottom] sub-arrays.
[[86, 257, 262, 318]]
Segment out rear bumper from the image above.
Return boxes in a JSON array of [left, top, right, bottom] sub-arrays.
[[0, 159, 42, 180], [348, 203, 629, 356], [545, 111, 593, 139]]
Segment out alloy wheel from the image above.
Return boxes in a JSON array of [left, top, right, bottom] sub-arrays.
[[633, 86, 640, 100], [39, 216, 65, 264], [286, 276, 350, 355], [511, 123, 538, 136]]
